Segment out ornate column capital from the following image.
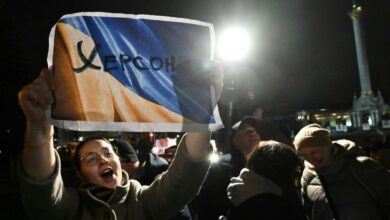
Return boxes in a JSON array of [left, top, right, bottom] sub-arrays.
[[349, 4, 363, 20]]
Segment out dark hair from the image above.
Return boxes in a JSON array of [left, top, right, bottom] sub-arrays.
[[247, 140, 301, 188], [74, 137, 117, 171]]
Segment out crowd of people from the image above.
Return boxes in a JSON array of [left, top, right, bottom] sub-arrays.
[[13, 62, 390, 220]]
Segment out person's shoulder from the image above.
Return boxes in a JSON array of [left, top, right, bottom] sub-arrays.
[[148, 153, 169, 167], [333, 139, 365, 156], [352, 155, 388, 172], [348, 156, 390, 189]]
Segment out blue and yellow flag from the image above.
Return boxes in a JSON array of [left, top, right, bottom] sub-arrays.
[[47, 12, 223, 132]]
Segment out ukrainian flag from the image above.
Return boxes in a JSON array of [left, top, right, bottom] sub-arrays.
[[48, 12, 222, 132]]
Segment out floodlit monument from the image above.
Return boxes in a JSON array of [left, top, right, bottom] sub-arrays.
[[349, 4, 390, 130], [294, 3, 389, 139]]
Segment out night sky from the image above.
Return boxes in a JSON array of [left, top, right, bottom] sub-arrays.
[[1, 0, 390, 153]]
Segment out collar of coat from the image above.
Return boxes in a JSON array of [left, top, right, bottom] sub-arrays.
[[80, 171, 130, 206]]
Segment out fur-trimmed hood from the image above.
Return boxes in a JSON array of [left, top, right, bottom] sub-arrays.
[[227, 168, 282, 206]]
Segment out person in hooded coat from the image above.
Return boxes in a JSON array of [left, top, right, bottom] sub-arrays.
[[227, 140, 307, 220], [294, 124, 390, 220]]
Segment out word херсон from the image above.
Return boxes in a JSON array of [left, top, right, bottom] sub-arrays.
[[73, 40, 180, 73]]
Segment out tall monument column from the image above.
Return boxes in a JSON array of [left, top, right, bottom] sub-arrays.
[[349, 2, 390, 129], [350, 3, 378, 114], [350, 4, 372, 97]]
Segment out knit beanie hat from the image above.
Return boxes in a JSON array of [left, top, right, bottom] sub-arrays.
[[112, 139, 138, 163], [293, 124, 332, 151]]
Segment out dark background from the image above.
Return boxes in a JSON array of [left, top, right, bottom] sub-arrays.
[[0, 0, 389, 218], [1, 0, 389, 167]]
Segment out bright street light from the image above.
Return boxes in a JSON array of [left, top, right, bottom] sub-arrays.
[[216, 27, 252, 152], [217, 27, 251, 62]]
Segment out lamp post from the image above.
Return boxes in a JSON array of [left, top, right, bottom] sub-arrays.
[[223, 75, 237, 153], [217, 27, 251, 152]]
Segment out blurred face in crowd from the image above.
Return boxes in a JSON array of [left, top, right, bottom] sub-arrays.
[[78, 139, 123, 189], [252, 107, 263, 120], [121, 161, 140, 178], [298, 144, 332, 169], [233, 123, 261, 158]]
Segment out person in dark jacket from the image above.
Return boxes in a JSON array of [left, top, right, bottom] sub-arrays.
[[227, 140, 307, 220], [295, 124, 390, 220], [193, 116, 262, 219]]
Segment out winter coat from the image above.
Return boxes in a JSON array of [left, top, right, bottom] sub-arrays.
[[134, 152, 192, 220], [193, 151, 245, 219], [133, 152, 169, 185], [301, 139, 390, 220], [18, 137, 211, 220], [227, 168, 307, 220]]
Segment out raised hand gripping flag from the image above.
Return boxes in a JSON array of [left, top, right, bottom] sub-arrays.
[[47, 12, 223, 132]]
